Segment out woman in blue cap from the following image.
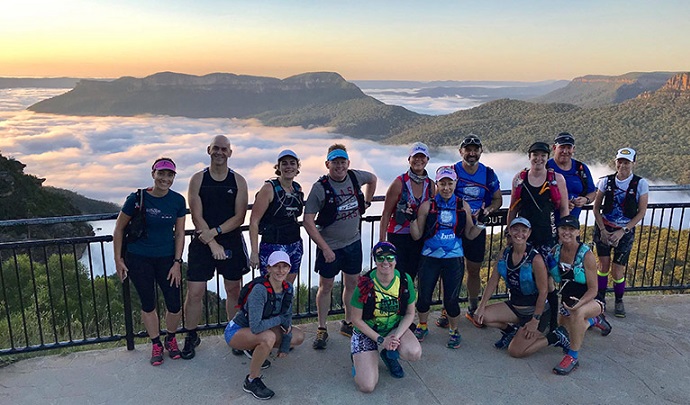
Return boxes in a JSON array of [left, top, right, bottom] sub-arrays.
[[350, 241, 420, 392]]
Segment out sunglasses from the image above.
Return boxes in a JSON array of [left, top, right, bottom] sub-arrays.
[[461, 137, 482, 148], [375, 255, 396, 263]]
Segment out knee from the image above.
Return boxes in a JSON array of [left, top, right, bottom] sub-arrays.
[[318, 280, 334, 294], [260, 331, 277, 348], [507, 346, 526, 358], [186, 287, 205, 302], [405, 345, 422, 362], [225, 281, 241, 297], [291, 328, 305, 346], [355, 379, 377, 394]]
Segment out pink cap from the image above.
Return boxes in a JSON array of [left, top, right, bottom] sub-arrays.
[[152, 160, 176, 173], [435, 165, 457, 181]]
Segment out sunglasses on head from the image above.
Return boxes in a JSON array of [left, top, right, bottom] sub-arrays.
[[375, 255, 396, 263], [461, 138, 482, 148]]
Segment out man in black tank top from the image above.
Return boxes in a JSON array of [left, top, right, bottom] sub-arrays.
[[181, 135, 250, 360]]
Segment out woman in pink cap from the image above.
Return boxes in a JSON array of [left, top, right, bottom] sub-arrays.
[[225, 250, 305, 400], [113, 157, 187, 366]]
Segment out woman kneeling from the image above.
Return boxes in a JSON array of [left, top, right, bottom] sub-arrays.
[[475, 217, 549, 350], [225, 251, 305, 400], [350, 241, 422, 393], [507, 216, 612, 375]]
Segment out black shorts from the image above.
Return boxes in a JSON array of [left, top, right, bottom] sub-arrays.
[[594, 224, 635, 266], [462, 229, 486, 263], [314, 239, 363, 279], [505, 300, 549, 332], [187, 233, 250, 282]]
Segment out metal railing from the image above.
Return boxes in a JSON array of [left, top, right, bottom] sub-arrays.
[[2, 189, 689, 355]]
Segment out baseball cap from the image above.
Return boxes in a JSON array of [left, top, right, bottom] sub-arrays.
[[554, 132, 575, 146], [616, 147, 636, 162], [435, 165, 457, 181], [152, 159, 176, 173], [460, 134, 482, 148], [557, 215, 580, 229], [528, 142, 551, 154], [409, 142, 430, 158], [267, 251, 291, 267], [277, 149, 298, 161], [372, 241, 397, 257], [509, 217, 532, 229], [327, 149, 349, 161]]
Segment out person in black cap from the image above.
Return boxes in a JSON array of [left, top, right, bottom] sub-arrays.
[[508, 215, 612, 376], [508, 141, 569, 332], [546, 133, 596, 222]]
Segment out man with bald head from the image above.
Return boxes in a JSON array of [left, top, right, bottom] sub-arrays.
[[181, 135, 250, 359]]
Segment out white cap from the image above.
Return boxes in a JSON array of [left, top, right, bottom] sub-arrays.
[[616, 147, 636, 162], [267, 251, 291, 267], [408, 142, 430, 158], [277, 149, 299, 161]]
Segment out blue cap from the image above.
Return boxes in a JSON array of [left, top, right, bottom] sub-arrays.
[[327, 149, 349, 161], [509, 217, 531, 229], [372, 241, 397, 257], [277, 149, 298, 161]]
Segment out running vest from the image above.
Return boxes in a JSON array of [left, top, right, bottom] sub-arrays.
[[258, 179, 304, 244], [602, 173, 641, 220], [236, 275, 293, 320], [388, 173, 433, 234], [547, 243, 589, 284], [513, 175, 557, 248], [314, 170, 365, 229], [497, 246, 539, 296], [357, 269, 410, 321], [421, 194, 466, 258], [198, 168, 240, 237], [511, 168, 561, 211]]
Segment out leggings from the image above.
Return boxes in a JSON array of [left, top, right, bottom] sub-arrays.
[[416, 256, 464, 317], [125, 252, 181, 313]]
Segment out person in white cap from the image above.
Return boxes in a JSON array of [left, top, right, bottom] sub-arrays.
[[225, 250, 305, 400], [409, 166, 483, 349], [379, 142, 435, 281], [249, 149, 304, 286], [592, 147, 649, 318]]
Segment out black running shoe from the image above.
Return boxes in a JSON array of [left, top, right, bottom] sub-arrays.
[[243, 375, 275, 400], [180, 334, 201, 360]]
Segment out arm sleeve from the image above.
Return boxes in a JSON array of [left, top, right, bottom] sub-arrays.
[[246, 285, 282, 334]]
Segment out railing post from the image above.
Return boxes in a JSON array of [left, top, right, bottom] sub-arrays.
[[122, 277, 135, 350]]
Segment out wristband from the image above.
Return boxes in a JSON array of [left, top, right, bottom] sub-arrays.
[[215, 226, 222, 235]]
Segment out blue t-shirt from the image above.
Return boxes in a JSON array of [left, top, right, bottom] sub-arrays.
[[453, 162, 500, 214], [122, 189, 187, 257], [546, 158, 595, 219]]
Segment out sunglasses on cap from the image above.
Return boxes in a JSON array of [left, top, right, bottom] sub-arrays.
[[375, 255, 396, 263], [461, 137, 482, 148]]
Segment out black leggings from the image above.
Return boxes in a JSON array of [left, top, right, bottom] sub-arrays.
[[125, 252, 181, 313], [416, 256, 465, 317]]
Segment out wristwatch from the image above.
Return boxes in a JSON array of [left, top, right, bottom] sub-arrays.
[[215, 226, 223, 235], [376, 335, 384, 344], [623, 227, 631, 234], [173, 258, 183, 264], [533, 313, 542, 320]]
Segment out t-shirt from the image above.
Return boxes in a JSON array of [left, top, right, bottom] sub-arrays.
[[304, 169, 375, 250], [122, 189, 186, 257], [453, 162, 500, 214], [596, 174, 649, 227], [351, 269, 416, 336], [546, 158, 595, 219]]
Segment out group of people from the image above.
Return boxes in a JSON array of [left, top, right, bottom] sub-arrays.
[[113, 132, 648, 399]]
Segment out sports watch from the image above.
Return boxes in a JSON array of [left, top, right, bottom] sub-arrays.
[[377, 335, 384, 344]]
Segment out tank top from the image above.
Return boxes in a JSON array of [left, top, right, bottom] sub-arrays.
[[387, 173, 432, 235], [519, 176, 556, 248], [199, 168, 240, 238], [258, 179, 304, 244]]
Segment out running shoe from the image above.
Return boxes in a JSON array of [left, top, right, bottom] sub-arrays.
[[466, 309, 486, 329], [551, 326, 571, 352], [180, 334, 201, 360], [614, 301, 626, 318], [413, 326, 429, 342], [313, 327, 329, 350], [380, 349, 405, 378], [150, 342, 164, 366], [435, 309, 449, 328], [243, 375, 275, 400], [231, 348, 243, 356], [339, 320, 354, 337], [164, 336, 181, 359], [447, 331, 462, 349], [593, 314, 612, 336], [553, 354, 579, 375], [494, 328, 517, 350]]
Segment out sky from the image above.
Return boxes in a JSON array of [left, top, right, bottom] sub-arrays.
[[1, 0, 689, 81]]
